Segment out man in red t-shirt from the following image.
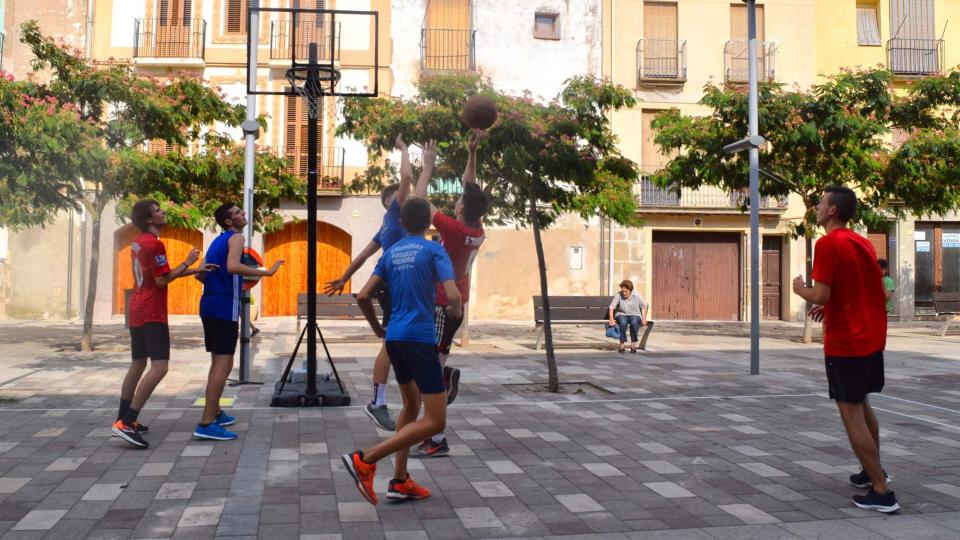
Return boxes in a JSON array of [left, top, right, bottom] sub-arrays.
[[112, 199, 216, 449], [410, 130, 489, 457], [792, 186, 899, 513]]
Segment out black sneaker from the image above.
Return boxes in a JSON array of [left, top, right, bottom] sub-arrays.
[[849, 467, 891, 489], [111, 419, 149, 449], [412, 437, 450, 458], [444, 366, 460, 405], [131, 421, 149, 434], [852, 489, 900, 513]]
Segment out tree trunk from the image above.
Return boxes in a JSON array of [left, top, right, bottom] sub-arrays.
[[529, 181, 559, 393], [801, 234, 814, 344], [80, 197, 104, 352]]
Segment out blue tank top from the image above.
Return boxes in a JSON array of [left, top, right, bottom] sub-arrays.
[[200, 230, 241, 321]]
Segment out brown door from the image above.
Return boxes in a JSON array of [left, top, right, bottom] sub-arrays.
[[157, 0, 193, 58], [867, 230, 888, 261], [261, 221, 352, 316], [424, 0, 471, 70], [761, 236, 782, 319], [113, 225, 203, 315], [652, 231, 741, 320]]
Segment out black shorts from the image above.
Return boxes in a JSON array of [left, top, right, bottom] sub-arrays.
[[434, 305, 464, 356], [202, 317, 239, 356], [825, 351, 885, 404], [385, 341, 444, 395], [374, 285, 392, 328], [129, 322, 170, 361]]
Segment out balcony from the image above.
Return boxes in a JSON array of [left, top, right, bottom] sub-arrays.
[[724, 40, 775, 83], [133, 18, 206, 66], [636, 177, 786, 212], [269, 19, 341, 67], [636, 39, 687, 86], [420, 28, 476, 72], [887, 38, 944, 77], [285, 147, 346, 194]]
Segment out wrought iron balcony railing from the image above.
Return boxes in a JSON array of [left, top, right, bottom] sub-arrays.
[[284, 146, 346, 193], [270, 19, 341, 62], [134, 18, 206, 60], [724, 40, 775, 83], [887, 38, 944, 76], [420, 28, 476, 72], [636, 177, 786, 209], [636, 39, 687, 83]]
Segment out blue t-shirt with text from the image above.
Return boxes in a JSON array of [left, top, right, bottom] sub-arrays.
[[372, 199, 404, 251], [374, 235, 455, 343]]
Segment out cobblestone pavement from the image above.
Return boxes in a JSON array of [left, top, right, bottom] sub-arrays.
[[1, 318, 960, 539]]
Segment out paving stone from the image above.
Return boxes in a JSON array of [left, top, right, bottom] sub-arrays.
[[177, 505, 224, 527], [337, 502, 378, 522], [643, 483, 695, 499], [554, 494, 605, 513], [12, 509, 67, 531], [81, 483, 125, 501], [0, 478, 30, 494], [455, 506, 503, 528]]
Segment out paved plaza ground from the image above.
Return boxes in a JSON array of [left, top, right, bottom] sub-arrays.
[[1, 317, 960, 539]]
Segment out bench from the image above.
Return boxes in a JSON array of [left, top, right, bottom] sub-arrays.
[[932, 292, 960, 336], [296, 293, 383, 334], [532, 295, 654, 351]]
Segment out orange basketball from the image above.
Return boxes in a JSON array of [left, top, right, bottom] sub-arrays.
[[463, 95, 498, 130]]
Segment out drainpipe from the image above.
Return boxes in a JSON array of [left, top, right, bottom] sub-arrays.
[[607, 0, 616, 296], [608, 219, 615, 295], [67, 211, 74, 318], [84, 0, 95, 59]]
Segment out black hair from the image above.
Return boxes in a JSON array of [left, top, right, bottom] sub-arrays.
[[878, 258, 889, 270], [131, 199, 159, 232], [381, 183, 400, 208], [824, 186, 856, 222], [214, 202, 239, 229], [400, 198, 431, 234], [461, 183, 490, 223]]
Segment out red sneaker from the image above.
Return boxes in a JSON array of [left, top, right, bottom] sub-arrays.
[[387, 474, 431, 500], [342, 451, 377, 504]]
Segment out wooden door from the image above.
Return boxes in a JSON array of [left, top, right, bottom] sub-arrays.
[[261, 221, 352, 316], [424, 0, 471, 70], [113, 225, 203, 315], [293, 0, 327, 61], [653, 231, 741, 320], [761, 236, 782, 319], [867, 230, 888, 261], [157, 0, 193, 58]]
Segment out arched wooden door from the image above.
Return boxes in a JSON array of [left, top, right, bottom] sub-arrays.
[[262, 221, 352, 316], [113, 225, 203, 315]]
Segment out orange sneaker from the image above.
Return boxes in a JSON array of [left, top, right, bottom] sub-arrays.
[[342, 451, 377, 505], [387, 474, 431, 500]]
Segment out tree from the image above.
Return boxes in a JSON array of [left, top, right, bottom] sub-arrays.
[[338, 73, 640, 392], [649, 68, 960, 336], [0, 22, 305, 350]]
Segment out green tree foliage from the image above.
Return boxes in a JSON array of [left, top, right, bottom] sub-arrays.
[[0, 22, 305, 350], [338, 73, 640, 392]]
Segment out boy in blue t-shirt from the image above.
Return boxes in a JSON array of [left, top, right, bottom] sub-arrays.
[[342, 198, 461, 505]]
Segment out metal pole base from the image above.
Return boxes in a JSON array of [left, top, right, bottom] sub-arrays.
[[270, 324, 351, 408]]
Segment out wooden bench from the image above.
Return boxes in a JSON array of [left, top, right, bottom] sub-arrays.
[[296, 293, 383, 334], [932, 292, 960, 336], [532, 295, 654, 351]]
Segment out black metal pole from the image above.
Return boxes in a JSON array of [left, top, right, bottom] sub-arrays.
[[305, 43, 319, 399]]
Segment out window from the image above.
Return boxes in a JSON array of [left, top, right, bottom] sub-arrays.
[[285, 92, 322, 179], [225, 0, 248, 35], [856, 4, 881, 45], [534, 12, 559, 40]]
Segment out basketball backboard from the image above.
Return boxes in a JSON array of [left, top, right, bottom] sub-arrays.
[[246, 5, 380, 97]]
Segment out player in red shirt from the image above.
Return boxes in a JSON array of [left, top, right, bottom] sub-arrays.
[[793, 186, 898, 513], [410, 130, 489, 457], [112, 199, 216, 449]]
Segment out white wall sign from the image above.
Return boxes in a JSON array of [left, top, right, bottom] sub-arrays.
[[916, 241, 931, 253], [915, 231, 926, 241], [943, 233, 960, 248], [568, 246, 583, 270]]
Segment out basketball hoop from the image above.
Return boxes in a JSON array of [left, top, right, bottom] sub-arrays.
[[285, 65, 341, 119]]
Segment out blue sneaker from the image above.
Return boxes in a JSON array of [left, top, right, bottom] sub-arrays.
[[193, 423, 237, 441], [214, 410, 236, 427]]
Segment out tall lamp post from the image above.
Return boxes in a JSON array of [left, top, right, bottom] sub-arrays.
[[723, 0, 763, 375]]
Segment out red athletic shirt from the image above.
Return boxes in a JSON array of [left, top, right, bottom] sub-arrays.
[[811, 227, 887, 357], [433, 212, 485, 307], [128, 232, 171, 327]]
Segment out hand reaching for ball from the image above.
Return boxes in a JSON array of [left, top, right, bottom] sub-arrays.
[[422, 140, 437, 169]]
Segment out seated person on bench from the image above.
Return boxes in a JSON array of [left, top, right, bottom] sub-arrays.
[[607, 279, 649, 353]]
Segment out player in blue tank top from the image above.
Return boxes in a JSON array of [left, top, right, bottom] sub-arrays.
[[341, 198, 462, 505], [193, 202, 285, 441]]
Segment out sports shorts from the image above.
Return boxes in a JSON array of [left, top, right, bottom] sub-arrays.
[[385, 340, 444, 395], [129, 322, 170, 361], [202, 317, 239, 356], [824, 351, 884, 404]]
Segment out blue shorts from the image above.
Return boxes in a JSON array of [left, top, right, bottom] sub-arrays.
[[385, 341, 444, 394]]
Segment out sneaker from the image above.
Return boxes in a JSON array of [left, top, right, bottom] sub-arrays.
[[444, 366, 461, 405], [111, 420, 148, 449], [131, 421, 149, 434], [364, 403, 396, 431], [193, 423, 238, 441], [852, 489, 900, 513], [387, 474, 431, 500], [214, 410, 236, 427], [849, 467, 892, 489], [412, 437, 450, 458], [342, 451, 378, 505]]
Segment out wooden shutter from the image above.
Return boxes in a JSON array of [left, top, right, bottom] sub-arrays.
[[285, 93, 323, 179], [158, 0, 192, 57], [642, 110, 666, 172], [426, 0, 470, 30], [226, 0, 248, 35], [644, 2, 677, 41], [730, 3, 764, 41]]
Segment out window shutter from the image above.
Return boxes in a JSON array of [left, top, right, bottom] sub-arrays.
[[644, 2, 677, 41], [227, 0, 247, 35], [730, 3, 764, 41], [285, 93, 323, 179]]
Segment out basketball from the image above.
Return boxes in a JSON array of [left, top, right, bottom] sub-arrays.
[[463, 95, 498, 130], [240, 247, 264, 291]]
